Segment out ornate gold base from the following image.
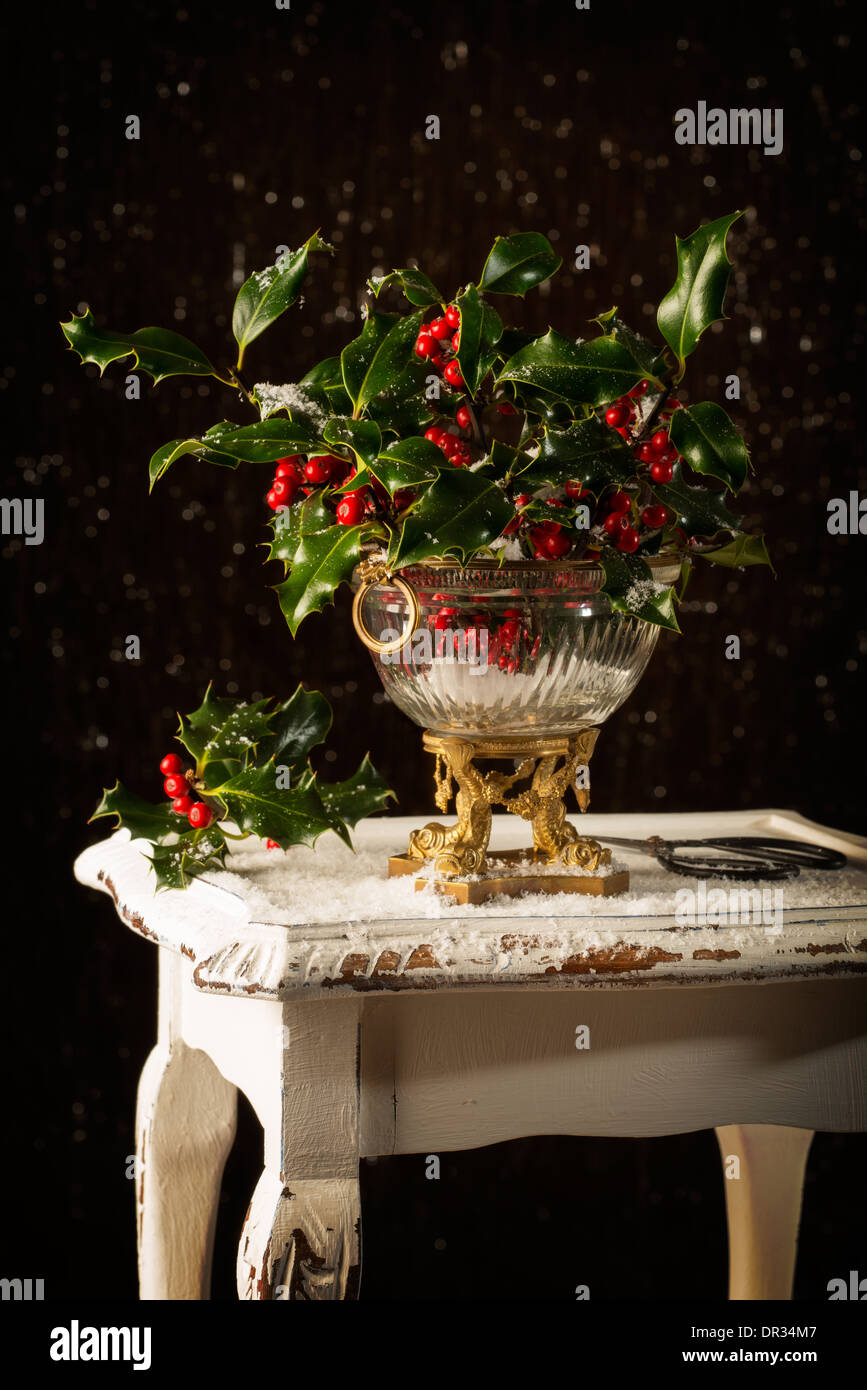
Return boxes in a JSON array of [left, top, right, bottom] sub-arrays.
[[389, 849, 630, 904], [388, 729, 629, 902]]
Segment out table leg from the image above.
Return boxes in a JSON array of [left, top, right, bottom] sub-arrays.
[[136, 953, 238, 1299], [235, 998, 362, 1301], [715, 1123, 814, 1301]]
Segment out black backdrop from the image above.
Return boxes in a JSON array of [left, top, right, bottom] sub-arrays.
[[2, 0, 865, 1302]]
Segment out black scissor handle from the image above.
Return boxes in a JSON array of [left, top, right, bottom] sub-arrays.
[[695, 837, 847, 870], [655, 843, 799, 880]]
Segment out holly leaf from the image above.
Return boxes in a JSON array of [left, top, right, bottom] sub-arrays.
[[366, 380, 435, 436], [178, 686, 274, 772], [701, 533, 774, 570], [149, 828, 227, 892], [496, 330, 657, 406], [390, 469, 513, 568], [196, 418, 324, 463], [319, 753, 396, 845], [367, 267, 443, 307], [523, 416, 636, 493], [592, 308, 667, 376], [274, 522, 367, 634], [323, 417, 382, 470], [148, 436, 240, 491], [255, 685, 333, 771], [232, 232, 333, 366], [657, 211, 743, 378], [649, 460, 740, 539], [61, 309, 215, 384], [300, 355, 342, 387], [669, 401, 750, 492], [90, 781, 179, 842], [211, 760, 336, 849], [372, 436, 443, 492], [600, 550, 681, 632], [341, 309, 424, 416], [267, 490, 334, 565], [479, 232, 562, 296], [454, 285, 503, 396]]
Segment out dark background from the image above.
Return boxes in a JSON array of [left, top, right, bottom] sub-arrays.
[[2, 0, 865, 1301]]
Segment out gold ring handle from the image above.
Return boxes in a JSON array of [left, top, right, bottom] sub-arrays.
[[351, 569, 421, 655]]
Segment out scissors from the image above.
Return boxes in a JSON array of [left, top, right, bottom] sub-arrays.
[[597, 835, 848, 881]]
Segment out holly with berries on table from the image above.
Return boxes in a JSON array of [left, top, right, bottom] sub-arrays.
[[62, 213, 771, 639], [92, 685, 393, 890]]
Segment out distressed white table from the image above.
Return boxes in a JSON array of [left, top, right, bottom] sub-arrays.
[[74, 808, 867, 1302]]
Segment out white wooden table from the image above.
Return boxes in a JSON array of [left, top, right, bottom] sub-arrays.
[[74, 808, 867, 1302]]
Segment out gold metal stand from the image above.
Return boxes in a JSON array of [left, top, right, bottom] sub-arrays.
[[387, 729, 629, 903]]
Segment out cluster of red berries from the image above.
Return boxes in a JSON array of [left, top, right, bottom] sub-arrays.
[[414, 304, 464, 386], [423, 424, 472, 467], [159, 753, 213, 829], [428, 600, 541, 674], [604, 383, 684, 485], [266, 453, 352, 511]]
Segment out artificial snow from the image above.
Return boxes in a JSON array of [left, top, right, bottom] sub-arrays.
[[254, 381, 329, 429]]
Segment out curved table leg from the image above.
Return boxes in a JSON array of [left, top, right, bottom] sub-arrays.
[[237, 1169, 360, 1300], [715, 1123, 814, 1301], [136, 950, 238, 1300]]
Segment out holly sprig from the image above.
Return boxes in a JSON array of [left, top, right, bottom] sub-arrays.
[[61, 215, 771, 636], [91, 684, 394, 890]]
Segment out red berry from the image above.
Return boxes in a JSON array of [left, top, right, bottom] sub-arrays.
[[617, 526, 640, 553], [608, 491, 631, 513], [499, 618, 521, 646], [543, 530, 571, 557], [650, 429, 669, 453], [605, 403, 629, 428], [650, 460, 674, 483], [429, 317, 450, 339], [266, 489, 284, 511], [638, 443, 657, 464], [444, 361, 465, 388], [665, 398, 681, 412], [188, 803, 213, 829], [451, 333, 461, 350], [159, 753, 183, 776], [445, 305, 461, 328], [564, 480, 588, 500], [275, 456, 303, 478], [532, 546, 549, 559], [270, 477, 293, 503], [336, 492, 366, 525], [172, 795, 194, 815], [434, 606, 459, 630], [164, 774, 190, 798], [414, 334, 436, 358], [604, 512, 630, 536], [393, 488, 416, 510], [496, 401, 516, 415], [455, 405, 472, 430], [641, 505, 669, 529], [266, 838, 280, 850], [441, 432, 460, 454], [628, 379, 649, 398], [429, 350, 445, 369], [513, 493, 531, 509], [424, 427, 445, 443], [304, 455, 334, 484]]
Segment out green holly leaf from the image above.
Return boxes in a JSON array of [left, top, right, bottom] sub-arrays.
[[479, 232, 562, 296], [266, 490, 334, 566], [592, 309, 667, 376], [366, 381, 435, 436], [197, 418, 324, 464], [493, 327, 536, 362], [178, 685, 274, 773], [522, 416, 636, 493], [319, 753, 396, 844], [255, 685, 333, 771], [300, 355, 342, 387], [274, 522, 368, 634], [390, 469, 514, 568], [90, 781, 179, 842], [148, 437, 240, 491], [61, 309, 215, 384], [600, 550, 681, 632], [372, 436, 443, 492], [649, 460, 740, 539], [323, 417, 382, 469], [657, 211, 743, 378], [701, 533, 774, 570], [496, 330, 657, 406], [341, 310, 424, 416], [149, 827, 227, 891], [454, 285, 503, 396], [211, 760, 336, 849], [668, 401, 750, 492], [232, 232, 333, 366], [367, 267, 443, 307]]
